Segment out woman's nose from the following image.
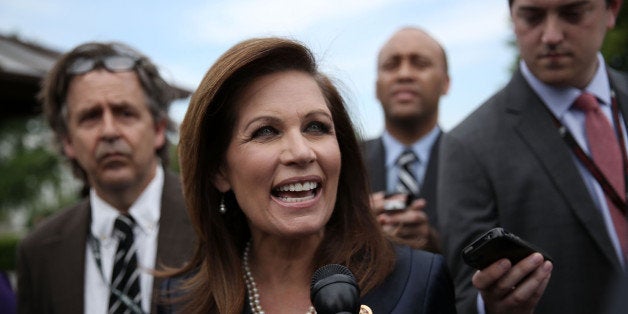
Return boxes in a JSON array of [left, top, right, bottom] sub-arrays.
[[280, 132, 316, 166]]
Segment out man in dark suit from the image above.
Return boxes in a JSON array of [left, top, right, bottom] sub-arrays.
[[17, 42, 194, 314], [438, 0, 625, 313], [362, 27, 450, 252]]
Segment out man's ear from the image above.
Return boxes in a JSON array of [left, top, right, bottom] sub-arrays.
[[213, 167, 231, 193], [441, 74, 451, 96], [62, 136, 76, 159], [153, 118, 167, 151], [607, 0, 623, 29]]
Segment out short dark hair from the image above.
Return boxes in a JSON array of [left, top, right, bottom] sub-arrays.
[[39, 41, 178, 183]]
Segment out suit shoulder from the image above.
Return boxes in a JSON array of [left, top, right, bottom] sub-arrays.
[[20, 200, 88, 249], [360, 136, 381, 151], [609, 67, 628, 79], [360, 136, 384, 156], [387, 245, 455, 313], [397, 245, 446, 271], [446, 83, 517, 149], [609, 68, 628, 96]]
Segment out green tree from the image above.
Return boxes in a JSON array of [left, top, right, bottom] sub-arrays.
[[602, 3, 628, 71], [0, 116, 79, 231]]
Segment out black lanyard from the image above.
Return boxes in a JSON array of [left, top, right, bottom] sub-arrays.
[[550, 91, 628, 214], [88, 233, 145, 314]]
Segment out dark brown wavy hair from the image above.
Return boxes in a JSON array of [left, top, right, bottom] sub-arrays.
[[172, 37, 395, 313]]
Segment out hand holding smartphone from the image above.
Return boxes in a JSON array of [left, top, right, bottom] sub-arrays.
[[382, 193, 417, 212], [461, 227, 553, 270]]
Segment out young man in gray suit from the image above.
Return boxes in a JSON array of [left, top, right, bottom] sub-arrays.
[[438, 0, 625, 313], [17, 42, 194, 314], [362, 27, 450, 252]]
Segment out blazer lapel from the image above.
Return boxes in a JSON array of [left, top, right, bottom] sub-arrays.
[[361, 245, 411, 313], [155, 170, 193, 268], [507, 71, 622, 270], [364, 138, 387, 193], [153, 170, 194, 312], [47, 201, 90, 312], [609, 68, 628, 120], [419, 132, 441, 225]]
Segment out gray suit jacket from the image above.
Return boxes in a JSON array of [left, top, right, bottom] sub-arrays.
[[17, 169, 195, 314], [438, 68, 628, 314], [362, 133, 442, 229]]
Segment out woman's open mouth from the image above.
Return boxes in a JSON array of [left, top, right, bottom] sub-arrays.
[[271, 181, 320, 203]]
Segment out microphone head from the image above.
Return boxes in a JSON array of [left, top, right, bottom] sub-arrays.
[[310, 264, 360, 314]]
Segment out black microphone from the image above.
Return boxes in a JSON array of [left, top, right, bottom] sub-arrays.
[[310, 264, 360, 314]]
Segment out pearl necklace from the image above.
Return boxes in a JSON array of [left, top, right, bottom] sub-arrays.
[[243, 241, 316, 314]]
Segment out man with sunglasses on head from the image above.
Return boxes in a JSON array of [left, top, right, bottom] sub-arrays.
[[16, 42, 194, 314]]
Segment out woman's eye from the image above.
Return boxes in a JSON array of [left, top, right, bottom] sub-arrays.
[[305, 121, 331, 134], [251, 126, 277, 139]]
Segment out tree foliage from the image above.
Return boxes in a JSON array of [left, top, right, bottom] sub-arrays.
[[602, 2, 628, 71], [0, 116, 79, 229]]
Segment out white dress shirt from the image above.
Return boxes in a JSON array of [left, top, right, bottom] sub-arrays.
[[84, 166, 163, 313]]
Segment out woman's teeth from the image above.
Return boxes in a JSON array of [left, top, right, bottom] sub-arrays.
[[274, 181, 319, 203], [279, 194, 316, 203], [276, 181, 318, 192]]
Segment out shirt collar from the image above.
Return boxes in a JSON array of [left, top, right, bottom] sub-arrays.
[[90, 165, 163, 241], [382, 125, 441, 168], [520, 53, 612, 120]]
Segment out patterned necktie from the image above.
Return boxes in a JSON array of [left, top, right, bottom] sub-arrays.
[[396, 149, 420, 195], [109, 215, 142, 314], [574, 92, 628, 261]]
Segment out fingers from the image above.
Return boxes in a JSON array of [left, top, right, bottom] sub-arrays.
[[381, 207, 428, 225], [511, 260, 553, 304], [370, 191, 386, 215], [473, 258, 512, 291], [501, 254, 547, 292], [474, 253, 553, 314], [378, 199, 430, 240]]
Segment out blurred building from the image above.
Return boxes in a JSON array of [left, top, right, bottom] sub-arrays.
[[0, 33, 191, 118], [0, 34, 60, 117]]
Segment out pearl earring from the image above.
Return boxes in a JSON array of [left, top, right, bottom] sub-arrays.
[[219, 195, 227, 214]]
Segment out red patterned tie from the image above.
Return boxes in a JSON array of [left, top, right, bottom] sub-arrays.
[[574, 92, 628, 261]]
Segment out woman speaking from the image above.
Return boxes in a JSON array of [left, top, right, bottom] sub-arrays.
[[161, 37, 456, 314]]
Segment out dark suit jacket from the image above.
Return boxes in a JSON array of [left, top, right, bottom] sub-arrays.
[[438, 68, 628, 314], [159, 245, 456, 314], [361, 133, 442, 229], [360, 245, 456, 313], [17, 169, 195, 314]]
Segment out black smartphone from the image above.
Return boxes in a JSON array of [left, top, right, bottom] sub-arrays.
[[461, 227, 553, 270]]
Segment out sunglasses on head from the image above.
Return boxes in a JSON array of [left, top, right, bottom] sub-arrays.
[[66, 54, 140, 75]]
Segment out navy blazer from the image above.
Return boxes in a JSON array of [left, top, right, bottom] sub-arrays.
[[160, 245, 456, 313], [360, 245, 456, 313]]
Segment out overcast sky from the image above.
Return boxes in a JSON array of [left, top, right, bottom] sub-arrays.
[[0, 0, 515, 139]]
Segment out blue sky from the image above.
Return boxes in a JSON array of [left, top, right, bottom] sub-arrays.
[[0, 0, 514, 139]]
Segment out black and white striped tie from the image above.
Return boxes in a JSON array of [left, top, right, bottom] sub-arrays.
[[109, 215, 142, 314], [396, 149, 420, 195]]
